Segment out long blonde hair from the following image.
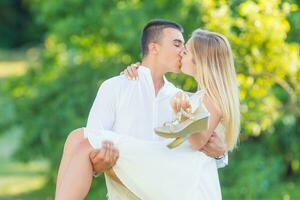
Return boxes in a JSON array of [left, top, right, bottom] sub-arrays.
[[190, 29, 240, 151]]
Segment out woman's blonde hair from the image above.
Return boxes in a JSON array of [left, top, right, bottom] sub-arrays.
[[190, 29, 240, 151]]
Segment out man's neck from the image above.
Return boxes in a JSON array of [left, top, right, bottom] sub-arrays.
[[141, 59, 165, 95]]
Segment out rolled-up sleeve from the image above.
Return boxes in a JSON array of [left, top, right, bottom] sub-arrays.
[[84, 79, 119, 149], [216, 153, 228, 168]]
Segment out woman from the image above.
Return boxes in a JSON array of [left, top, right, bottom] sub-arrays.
[[55, 29, 240, 200]]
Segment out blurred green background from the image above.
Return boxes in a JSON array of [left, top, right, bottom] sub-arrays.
[[0, 0, 299, 199]]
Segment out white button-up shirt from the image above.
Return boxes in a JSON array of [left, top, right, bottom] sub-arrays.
[[84, 66, 227, 167]]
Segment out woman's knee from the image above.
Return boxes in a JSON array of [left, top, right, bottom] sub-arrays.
[[64, 128, 85, 153], [75, 138, 93, 155]]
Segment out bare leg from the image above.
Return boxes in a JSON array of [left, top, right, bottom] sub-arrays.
[[55, 128, 123, 199], [55, 128, 84, 195], [55, 138, 94, 200]]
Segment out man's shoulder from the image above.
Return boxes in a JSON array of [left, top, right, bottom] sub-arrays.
[[102, 75, 125, 86], [100, 75, 131, 92]]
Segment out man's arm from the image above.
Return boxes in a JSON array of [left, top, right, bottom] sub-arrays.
[[85, 78, 120, 175], [200, 132, 228, 168], [89, 140, 119, 176]]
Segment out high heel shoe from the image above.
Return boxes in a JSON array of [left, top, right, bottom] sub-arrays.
[[155, 99, 209, 149]]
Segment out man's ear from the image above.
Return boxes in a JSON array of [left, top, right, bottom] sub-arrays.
[[148, 42, 159, 55]]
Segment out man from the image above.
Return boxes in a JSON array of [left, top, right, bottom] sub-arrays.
[[56, 19, 227, 199]]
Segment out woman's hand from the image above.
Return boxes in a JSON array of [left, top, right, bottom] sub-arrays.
[[171, 92, 191, 115], [120, 62, 140, 80]]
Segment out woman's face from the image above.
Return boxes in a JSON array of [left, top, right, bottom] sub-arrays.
[[180, 39, 197, 77]]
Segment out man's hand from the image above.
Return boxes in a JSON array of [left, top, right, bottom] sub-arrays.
[[89, 141, 119, 175], [199, 132, 226, 158]]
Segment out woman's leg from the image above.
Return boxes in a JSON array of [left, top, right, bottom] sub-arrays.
[[55, 138, 95, 200], [55, 128, 84, 194]]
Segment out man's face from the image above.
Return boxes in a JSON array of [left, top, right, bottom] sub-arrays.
[[156, 28, 185, 73]]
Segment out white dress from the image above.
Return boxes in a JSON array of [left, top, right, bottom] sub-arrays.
[[84, 91, 223, 200]]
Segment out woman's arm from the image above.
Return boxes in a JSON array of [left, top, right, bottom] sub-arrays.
[[189, 94, 223, 150]]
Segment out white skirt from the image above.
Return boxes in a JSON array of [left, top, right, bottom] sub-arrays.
[[84, 129, 221, 200]]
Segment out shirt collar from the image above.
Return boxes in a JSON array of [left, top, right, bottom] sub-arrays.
[[138, 65, 178, 99]]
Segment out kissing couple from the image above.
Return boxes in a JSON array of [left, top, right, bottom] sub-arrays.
[[55, 19, 240, 200]]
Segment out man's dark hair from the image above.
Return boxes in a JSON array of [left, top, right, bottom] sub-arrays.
[[141, 19, 183, 57]]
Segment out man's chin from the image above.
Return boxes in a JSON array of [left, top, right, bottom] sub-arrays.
[[171, 66, 181, 73], [169, 68, 181, 74]]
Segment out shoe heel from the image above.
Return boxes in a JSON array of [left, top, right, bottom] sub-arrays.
[[183, 116, 209, 136], [167, 137, 185, 149]]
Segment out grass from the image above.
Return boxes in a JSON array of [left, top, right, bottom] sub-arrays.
[[0, 48, 40, 78], [0, 128, 107, 200], [0, 160, 49, 199], [0, 61, 27, 77], [0, 128, 50, 200]]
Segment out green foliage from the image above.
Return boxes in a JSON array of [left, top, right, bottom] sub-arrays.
[[199, 0, 300, 182], [0, 0, 299, 198], [287, 0, 300, 43], [219, 138, 300, 199], [200, 0, 300, 134], [0, 0, 44, 48]]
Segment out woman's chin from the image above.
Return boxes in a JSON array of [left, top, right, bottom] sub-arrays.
[[181, 69, 192, 76]]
